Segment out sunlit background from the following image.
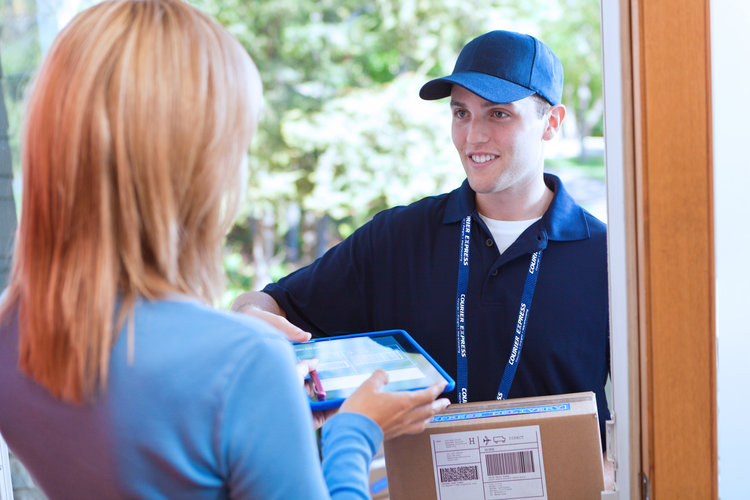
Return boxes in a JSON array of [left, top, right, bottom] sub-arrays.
[[1, 0, 605, 301]]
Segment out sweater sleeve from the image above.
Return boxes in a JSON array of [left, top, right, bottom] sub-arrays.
[[321, 412, 383, 500], [220, 327, 382, 500]]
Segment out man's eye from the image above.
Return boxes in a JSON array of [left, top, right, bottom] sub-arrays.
[[454, 109, 467, 118], [493, 111, 508, 118]]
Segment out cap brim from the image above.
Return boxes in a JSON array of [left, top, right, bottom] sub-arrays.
[[419, 72, 535, 104]]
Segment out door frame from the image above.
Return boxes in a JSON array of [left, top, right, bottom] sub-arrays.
[[605, 0, 717, 497]]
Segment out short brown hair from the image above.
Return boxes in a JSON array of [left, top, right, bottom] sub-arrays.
[[531, 93, 553, 118]]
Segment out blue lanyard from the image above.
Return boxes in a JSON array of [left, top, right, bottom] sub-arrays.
[[454, 215, 543, 403], [455, 216, 471, 403]]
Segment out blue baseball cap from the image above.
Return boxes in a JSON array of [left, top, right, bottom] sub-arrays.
[[419, 30, 563, 105]]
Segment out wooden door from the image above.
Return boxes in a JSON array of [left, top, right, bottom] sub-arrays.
[[625, 0, 717, 497]]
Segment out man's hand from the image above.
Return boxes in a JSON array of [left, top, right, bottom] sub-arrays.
[[232, 291, 311, 343], [242, 306, 311, 343], [603, 452, 615, 491]]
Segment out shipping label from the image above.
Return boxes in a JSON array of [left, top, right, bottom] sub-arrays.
[[429, 425, 547, 500]]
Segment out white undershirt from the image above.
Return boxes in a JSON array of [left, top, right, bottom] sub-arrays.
[[478, 213, 542, 254]]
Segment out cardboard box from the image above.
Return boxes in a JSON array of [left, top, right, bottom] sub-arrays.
[[369, 445, 389, 499], [384, 392, 604, 500]]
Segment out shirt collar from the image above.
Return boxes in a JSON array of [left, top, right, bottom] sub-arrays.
[[442, 173, 592, 241]]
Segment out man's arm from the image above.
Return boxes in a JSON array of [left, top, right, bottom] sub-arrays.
[[231, 291, 311, 342]]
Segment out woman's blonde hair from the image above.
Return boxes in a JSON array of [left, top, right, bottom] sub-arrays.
[[0, 0, 262, 403]]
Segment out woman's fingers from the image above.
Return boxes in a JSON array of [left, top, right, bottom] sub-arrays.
[[340, 372, 450, 440], [295, 358, 319, 385]]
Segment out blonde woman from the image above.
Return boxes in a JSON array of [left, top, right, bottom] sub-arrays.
[[0, 0, 449, 498]]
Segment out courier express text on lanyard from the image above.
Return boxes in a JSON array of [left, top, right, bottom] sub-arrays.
[[455, 214, 542, 404]]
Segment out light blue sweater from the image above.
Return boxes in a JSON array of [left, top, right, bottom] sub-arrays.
[[0, 296, 382, 499]]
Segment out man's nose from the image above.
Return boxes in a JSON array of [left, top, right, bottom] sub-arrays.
[[466, 118, 489, 144]]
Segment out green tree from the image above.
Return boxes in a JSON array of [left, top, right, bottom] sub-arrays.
[[1, 0, 604, 304], [535, 0, 603, 160], [191, 0, 605, 295]]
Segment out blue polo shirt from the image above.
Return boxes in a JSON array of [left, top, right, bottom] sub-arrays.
[[265, 173, 610, 439]]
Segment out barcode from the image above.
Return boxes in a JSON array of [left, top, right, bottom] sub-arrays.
[[439, 465, 479, 483], [485, 451, 535, 476]]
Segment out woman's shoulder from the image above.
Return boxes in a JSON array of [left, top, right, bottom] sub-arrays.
[[132, 296, 293, 357]]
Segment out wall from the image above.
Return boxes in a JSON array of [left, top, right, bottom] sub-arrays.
[[711, 1, 750, 498]]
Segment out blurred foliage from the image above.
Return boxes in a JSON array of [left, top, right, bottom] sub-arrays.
[[1, 0, 41, 204], [188, 0, 605, 303], [546, 154, 605, 180], [0, 0, 604, 307]]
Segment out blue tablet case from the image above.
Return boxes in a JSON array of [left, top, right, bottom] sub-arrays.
[[294, 329, 455, 411]]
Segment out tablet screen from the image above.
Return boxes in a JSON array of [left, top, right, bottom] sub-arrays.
[[293, 330, 454, 410]]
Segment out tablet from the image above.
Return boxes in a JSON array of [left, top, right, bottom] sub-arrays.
[[293, 329, 455, 411]]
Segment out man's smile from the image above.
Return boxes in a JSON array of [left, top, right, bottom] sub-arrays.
[[469, 154, 498, 164]]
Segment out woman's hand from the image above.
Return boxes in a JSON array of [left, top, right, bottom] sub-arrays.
[[296, 358, 338, 429], [340, 369, 450, 440]]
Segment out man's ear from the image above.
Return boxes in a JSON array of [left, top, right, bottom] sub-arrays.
[[542, 104, 566, 141]]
